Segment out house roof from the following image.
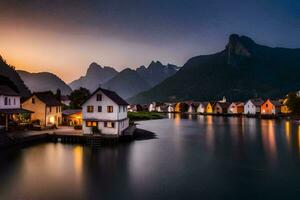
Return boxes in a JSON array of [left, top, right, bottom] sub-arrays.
[[269, 100, 282, 107], [215, 102, 231, 109], [0, 108, 33, 114], [248, 98, 264, 106], [32, 91, 62, 106], [62, 109, 82, 116], [0, 85, 19, 96], [82, 87, 129, 106]]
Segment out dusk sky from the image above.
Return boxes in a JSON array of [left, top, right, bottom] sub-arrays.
[[0, 0, 299, 83]]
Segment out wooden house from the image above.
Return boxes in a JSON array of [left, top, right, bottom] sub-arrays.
[[213, 102, 231, 114], [22, 91, 62, 127], [206, 102, 214, 114], [244, 99, 264, 115], [261, 99, 282, 115], [174, 102, 189, 113], [187, 102, 199, 113], [228, 102, 244, 114]]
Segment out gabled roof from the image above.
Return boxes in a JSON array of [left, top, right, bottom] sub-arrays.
[[0, 85, 19, 96], [215, 102, 231, 109], [82, 87, 129, 106], [248, 98, 264, 106], [32, 91, 62, 106]]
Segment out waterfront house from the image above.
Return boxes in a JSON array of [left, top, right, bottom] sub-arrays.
[[244, 98, 264, 115], [155, 102, 165, 112], [279, 98, 290, 114], [128, 104, 143, 112], [174, 102, 189, 113], [261, 99, 282, 115], [188, 102, 199, 113], [213, 102, 230, 114], [22, 91, 62, 127], [206, 102, 214, 114], [228, 102, 244, 114], [81, 87, 129, 135], [62, 109, 82, 126], [167, 103, 175, 112], [0, 85, 33, 131], [196, 102, 208, 113], [148, 102, 156, 112]]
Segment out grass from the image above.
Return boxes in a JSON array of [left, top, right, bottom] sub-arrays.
[[128, 111, 164, 122]]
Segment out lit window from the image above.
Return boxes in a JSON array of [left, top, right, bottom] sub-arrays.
[[104, 121, 115, 128], [107, 106, 113, 113], [87, 106, 94, 113], [96, 94, 102, 101], [86, 121, 97, 127]]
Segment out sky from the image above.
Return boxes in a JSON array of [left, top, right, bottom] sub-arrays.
[[0, 0, 299, 83]]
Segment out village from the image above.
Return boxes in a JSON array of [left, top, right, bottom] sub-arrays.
[[0, 79, 296, 138]]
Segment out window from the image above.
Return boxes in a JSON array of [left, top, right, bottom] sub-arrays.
[[8, 98, 11, 105], [96, 94, 102, 101], [32, 98, 35, 104], [56, 107, 58, 113], [123, 106, 126, 112], [13, 98, 16, 105], [266, 104, 268, 108], [86, 121, 98, 127], [98, 106, 102, 112], [104, 121, 115, 128], [119, 106, 121, 113], [107, 106, 113, 113], [87, 106, 94, 113], [50, 107, 52, 112], [4, 97, 8, 105]]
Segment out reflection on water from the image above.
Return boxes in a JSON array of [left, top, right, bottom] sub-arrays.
[[1, 115, 300, 200]]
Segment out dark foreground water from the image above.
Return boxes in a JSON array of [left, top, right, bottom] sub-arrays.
[[1, 114, 300, 200]]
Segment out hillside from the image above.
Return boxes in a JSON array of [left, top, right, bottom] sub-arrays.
[[0, 56, 30, 97], [18, 70, 72, 95], [129, 34, 300, 103], [102, 68, 151, 99]]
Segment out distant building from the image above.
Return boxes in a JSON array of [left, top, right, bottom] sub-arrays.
[[81, 87, 129, 135], [128, 104, 143, 112], [228, 102, 244, 114], [213, 102, 230, 114], [167, 103, 175, 112], [261, 99, 282, 115], [196, 102, 209, 113], [244, 99, 264, 115], [148, 102, 156, 112], [62, 109, 82, 126], [174, 102, 189, 113], [61, 95, 71, 106], [206, 102, 214, 114], [22, 91, 62, 126], [187, 102, 199, 113]]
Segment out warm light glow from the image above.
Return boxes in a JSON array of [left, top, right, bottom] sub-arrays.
[[261, 120, 277, 162], [49, 116, 55, 124], [285, 121, 291, 149]]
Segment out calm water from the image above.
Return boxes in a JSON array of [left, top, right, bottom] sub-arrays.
[[1, 114, 300, 200]]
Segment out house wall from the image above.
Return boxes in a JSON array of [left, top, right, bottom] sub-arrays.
[[206, 103, 213, 113], [83, 118, 129, 135], [188, 105, 195, 113], [22, 96, 46, 125], [167, 105, 174, 112], [0, 95, 20, 109], [213, 104, 223, 114], [244, 101, 256, 115], [261, 100, 280, 115], [45, 106, 62, 126], [228, 103, 237, 114]]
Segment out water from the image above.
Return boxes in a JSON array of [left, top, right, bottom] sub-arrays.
[[1, 114, 300, 200]]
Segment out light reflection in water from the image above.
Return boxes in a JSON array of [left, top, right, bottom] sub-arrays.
[[298, 126, 300, 156], [285, 121, 291, 150], [261, 120, 277, 162], [73, 146, 83, 183], [205, 116, 214, 151]]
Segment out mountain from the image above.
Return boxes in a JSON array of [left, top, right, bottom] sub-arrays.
[[17, 70, 72, 95], [69, 62, 118, 92], [0, 56, 31, 97], [136, 61, 179, 87], [102, 68, 151, 99], [129, 34, 300, 103]]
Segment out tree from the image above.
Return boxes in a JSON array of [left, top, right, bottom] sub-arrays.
[[69, 87, 90, 109], [286, 92, 300, 115]]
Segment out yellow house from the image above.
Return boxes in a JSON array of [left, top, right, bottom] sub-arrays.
[[280, 98, 291, 114], [206, 102, 213, 114], [22, 91, 62, 127]]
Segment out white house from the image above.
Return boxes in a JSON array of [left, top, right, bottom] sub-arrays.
[[0, 85, 20, 109], [148, 102, 156, 112], [244, 99, 264, 115], [81, 87, 129, 135], [167, 103, 175, 112], [0, 85, 33, 131]]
